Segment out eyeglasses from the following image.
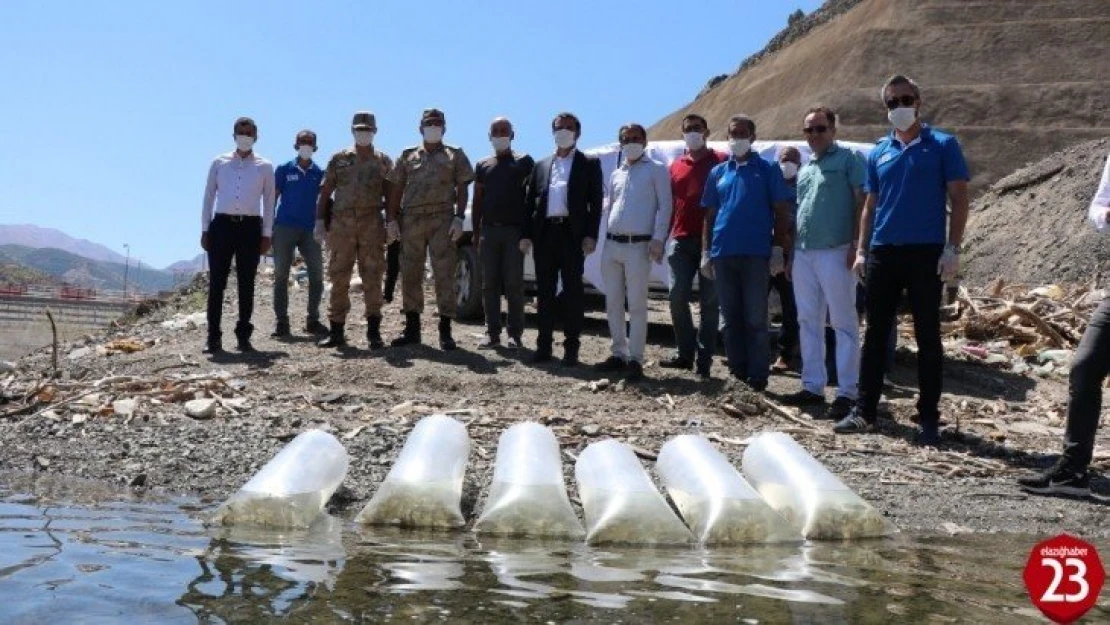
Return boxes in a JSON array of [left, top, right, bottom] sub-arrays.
[[884, 95, 917, 109], [803, 125, 829, 135]]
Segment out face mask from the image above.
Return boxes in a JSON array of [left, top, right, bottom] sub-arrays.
[[553, 129, 576, 150], [490, 136, 511, 152], [683, 132, 705, 151], [621, 143, 645, 162], [354, 131, 374, 147], [235, 135, 255, 152], [297, 146, 314, 160], [780, 162, 799, 179], [888, 107, 917, 132], [728, 138, 751, 156], [422, 126, 444, 143]]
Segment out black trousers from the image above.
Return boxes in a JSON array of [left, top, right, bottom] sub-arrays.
[[534, 222, 585, 354], [384, 240, 400, 301], [206, 214, 262, 342], [480, 224, 525, 339], [858, 244, 944, 424], [1064, 295, 1110, 468], [770, 272, 799, 360]]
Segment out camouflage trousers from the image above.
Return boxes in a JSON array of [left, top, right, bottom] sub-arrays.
[[400, 210, 456, 318], [327, 210, 386, 323]]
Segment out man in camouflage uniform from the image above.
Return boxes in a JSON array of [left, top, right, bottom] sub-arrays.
[[315, 111, 393, 349], [386, 108, 475, 350]]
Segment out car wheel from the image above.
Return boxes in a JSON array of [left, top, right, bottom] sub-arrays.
[[455, 245, 483, 321]]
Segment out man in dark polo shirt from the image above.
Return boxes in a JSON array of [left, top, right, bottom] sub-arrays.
[[473, 117, 535, 349]]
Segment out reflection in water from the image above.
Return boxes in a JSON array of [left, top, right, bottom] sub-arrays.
[[2, 473, 1104, 623]]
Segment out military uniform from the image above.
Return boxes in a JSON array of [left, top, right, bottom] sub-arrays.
[[323, 146, 393, 325], [388, 143, 474, 318]]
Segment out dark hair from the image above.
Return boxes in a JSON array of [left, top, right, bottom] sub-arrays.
[[618, 123, 647, 142], [805, 106, 837, 128], [296, 129, 317, 143], [233, 116, 257, 133], [881, 74, 921, 101], [727, 114, 756, 135], [551, 112, 581, 134], [681, 113, 708, 132]]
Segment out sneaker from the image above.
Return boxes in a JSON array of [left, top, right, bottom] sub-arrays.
[[825, 396, 855, 421], [478, 335, 500, 350], [626, 361, 645, 382], [506, 336, 524, 350], [659, 355, 693, 370], [771, 356, 791, 373], [305, 319, 329, 335], [595, 356, 627, 372], [779, 390, 826, 407], [833, 408, 874, 434], [1018, 457, 1091, 499]]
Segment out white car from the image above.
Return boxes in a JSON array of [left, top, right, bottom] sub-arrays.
[[454, 139, 874, 320]]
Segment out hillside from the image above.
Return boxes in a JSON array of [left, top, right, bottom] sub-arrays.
[[0, 244, 175, 293], [165, 253, 206, 274], [649, 0, 1110, 193], [0, 224, 129, 265]]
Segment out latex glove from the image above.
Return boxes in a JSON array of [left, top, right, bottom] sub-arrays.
[[769, 246, 785, 276], [314, 219, 326, 245], [648, 239, 665, 263], [937, 245, 960, 283], [449, 217, 464, 242], [582, 237, 597, 256], [519, 238, 533, 255], [386, 220, 400, 244], [851, 250, 867, 283], [699, 252, 714, 280]]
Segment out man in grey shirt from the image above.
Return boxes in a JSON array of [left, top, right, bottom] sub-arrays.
[[595, 123, 672, 382]]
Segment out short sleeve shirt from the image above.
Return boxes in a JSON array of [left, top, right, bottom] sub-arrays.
[[669, 150, 726, 239], [387, 144, 475, 209], [274, 159, 324, 230], [323, 147, 393, 211], [795, 144, 866, 250], [701, 153, 793, 258]]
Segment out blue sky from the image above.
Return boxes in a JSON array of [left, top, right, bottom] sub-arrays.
[[1, 0, 822, 268]]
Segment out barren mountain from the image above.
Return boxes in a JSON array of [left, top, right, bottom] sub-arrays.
[[650, 0, 1110, 192], [0, 224, 129, 265]]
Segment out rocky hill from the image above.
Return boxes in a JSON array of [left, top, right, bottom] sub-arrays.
[[650, 0, 1110, 193], [0, 244, 176, 293]]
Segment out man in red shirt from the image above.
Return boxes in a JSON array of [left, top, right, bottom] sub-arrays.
[[660, 114, 726, 378]]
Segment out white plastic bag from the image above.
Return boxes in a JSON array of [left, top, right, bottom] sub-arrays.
[[741, 432, 896, 539], [356, 415, 470, 528], [474, 422, 584, 538], [656, 435, 799, 544], [575, 439, 694, 545], [210, 429, 349, 528]]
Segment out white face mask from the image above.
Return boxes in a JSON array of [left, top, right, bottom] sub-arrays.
[[728, 138, 751, 156], [353, 131, 374, 147], [888, 107, 917, 132], [621, 143, 645, 162], [779, 161, 799, 179], [297, 146, 314, 160], [490, 136, 511, 152], [553, 129, 576, 150], [234, 135, 255, 152], [683, 132, 706, 151], [422, 126, 444, 143]]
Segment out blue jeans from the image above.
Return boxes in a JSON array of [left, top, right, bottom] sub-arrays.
[[667, 237, 718, 368], [272, 223, 324, 324], [714, 254, 770, 382]]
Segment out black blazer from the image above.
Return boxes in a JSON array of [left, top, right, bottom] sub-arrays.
[[523, 150, 604, 245]]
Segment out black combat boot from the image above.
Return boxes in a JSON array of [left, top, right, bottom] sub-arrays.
[[317, 322, 346, 348], [438, 316, 456, 351], [366, 315, 384, 350], [391, 312, 421, 346]]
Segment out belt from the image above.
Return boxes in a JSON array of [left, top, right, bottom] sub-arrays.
[[484, 221, 520, 228], [214, 213, 261, 223], [546, 216, 569, 224], [606, 233, 652, 243]]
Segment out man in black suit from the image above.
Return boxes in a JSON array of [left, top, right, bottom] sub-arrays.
[[521, 112, 604, 366]]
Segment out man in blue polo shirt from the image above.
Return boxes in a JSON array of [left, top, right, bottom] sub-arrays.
[[833, 75, 970, 446], [271, 129, 326, 338], [701, 114, 793, 391]]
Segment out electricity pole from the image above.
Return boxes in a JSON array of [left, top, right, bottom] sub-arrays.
[[122, 243, 130, 297]]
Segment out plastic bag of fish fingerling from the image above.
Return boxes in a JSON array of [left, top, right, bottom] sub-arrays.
[[474, 422, 584, 539], [741, 432, 897, 540], [356, 415, 470, 529], [210, 429, 349, 529], [575, 439, 695, 546], [656, 435, 800, 545]]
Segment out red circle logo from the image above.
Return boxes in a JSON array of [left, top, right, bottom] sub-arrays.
[[1023, 533, 1105, 623]]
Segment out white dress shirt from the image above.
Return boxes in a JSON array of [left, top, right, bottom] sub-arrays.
[[202, 151, 277, 236], [606, 156, 672, 242], [1090, 151, 1110, 233], [546, 152, 575, 218]]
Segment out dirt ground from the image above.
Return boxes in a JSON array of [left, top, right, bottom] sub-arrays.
[[2, 272, 1109, 539]]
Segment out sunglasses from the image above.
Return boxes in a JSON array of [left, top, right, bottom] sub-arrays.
[[803, 125, 829, 135], [884, 95, 917, 109]]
